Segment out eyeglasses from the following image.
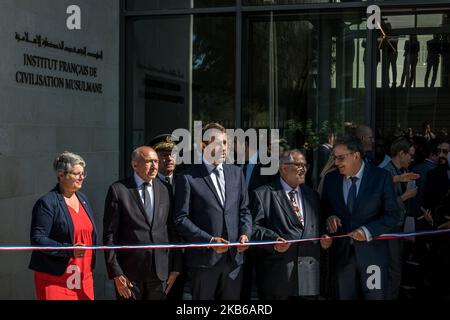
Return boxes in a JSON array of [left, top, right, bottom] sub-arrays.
[[437, 148, 449, 155], [284, 162, 309, 170], [332, 152, 354, 162], [66, 171, 87, 179]]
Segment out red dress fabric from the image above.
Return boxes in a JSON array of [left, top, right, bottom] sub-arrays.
[[34, 199, 94, 300]]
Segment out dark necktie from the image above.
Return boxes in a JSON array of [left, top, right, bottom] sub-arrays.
[[142, 182, 154, 225], [347, 177, 358, 214], [165, 176, 171, 185], [288, 189, 304, 225], [213, 167, 225, 205]]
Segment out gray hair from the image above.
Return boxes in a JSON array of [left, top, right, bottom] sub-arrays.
[[53, 151, 86, 178], [279, 149, 304, 165], [131, 148, 146, 161]]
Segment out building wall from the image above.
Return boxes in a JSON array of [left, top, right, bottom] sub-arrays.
[[0, 0, 119, 299]]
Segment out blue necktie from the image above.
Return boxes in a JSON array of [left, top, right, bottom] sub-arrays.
[[347, 177, 358, 214], [142, 182, 154, 225]]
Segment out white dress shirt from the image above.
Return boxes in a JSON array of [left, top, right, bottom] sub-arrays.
[[203, 160, 226, 206], [134, 172, 154, 214], [341, 162, 372, 241], [158, 172, 173, 185]]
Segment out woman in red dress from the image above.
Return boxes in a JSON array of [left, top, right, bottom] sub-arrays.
[[29, 151, 97, 300]]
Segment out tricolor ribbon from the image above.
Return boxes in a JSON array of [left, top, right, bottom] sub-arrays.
[[1, 228, 449, 251]]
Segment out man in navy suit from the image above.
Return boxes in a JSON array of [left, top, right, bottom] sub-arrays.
[[321, 135, 401, 300], [103, 146, 182, 300], [174, 122, 252, 300]]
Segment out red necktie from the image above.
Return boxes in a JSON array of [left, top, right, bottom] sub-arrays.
[[288, 189, 304, 225]]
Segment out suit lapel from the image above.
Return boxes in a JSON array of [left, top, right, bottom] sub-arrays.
[[77, 193, 97, 238], [300, 185, 310, 229], [152, 179, 161, 228], [56, 189, 74, 242], [128, 178, 152, 227], [333, 172, 348, 216], [201, 164, 224, 209], [353, 165, 369, 214], [224, 165, 231, 211], [272, 180, 302, 228]]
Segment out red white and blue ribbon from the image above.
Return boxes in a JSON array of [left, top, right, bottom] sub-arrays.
[[1, 228, 449, 251]]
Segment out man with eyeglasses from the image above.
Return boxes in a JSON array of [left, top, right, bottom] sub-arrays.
[[381, 138, 419, 300], [321, 135, 401, 300], [421, 140, 450, 299], [250, 149, 331, 300]]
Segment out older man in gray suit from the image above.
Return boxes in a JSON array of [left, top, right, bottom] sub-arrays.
[[251, 149, 330, 300]]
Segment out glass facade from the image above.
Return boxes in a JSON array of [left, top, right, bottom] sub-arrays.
[[124, 1, 450, 185], [374, 11, 450, 143], [126, 0, 235, 11]]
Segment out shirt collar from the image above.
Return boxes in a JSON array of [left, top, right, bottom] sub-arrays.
[[203, 159, 223, 174], [134, 172, 152, 188], [346, 161, 365, 181], [391, 160, 403, 171], [158, 172, 172, 180], [279, 177, 300, 193]]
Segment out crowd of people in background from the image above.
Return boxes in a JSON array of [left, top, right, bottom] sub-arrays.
[[314, 122, 450, 300], [28, 121, 450, 300]]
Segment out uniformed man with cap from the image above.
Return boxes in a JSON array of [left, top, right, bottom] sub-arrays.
[[148, 133, 185, 299], [148, 134, 178, 192]]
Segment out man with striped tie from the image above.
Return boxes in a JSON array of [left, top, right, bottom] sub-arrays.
[[251, 149, 331, 300]]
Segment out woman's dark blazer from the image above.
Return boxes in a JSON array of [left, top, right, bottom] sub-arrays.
[[28, 185, 97, 276]]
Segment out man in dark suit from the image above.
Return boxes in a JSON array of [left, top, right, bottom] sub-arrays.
[[410, 140, 438, 221], [251, 149, 331, 299], [321, 135, 401, 300], [103, 146, 182, 300], [421, 140, 450, 298], [381, 138, 418, 300], [174, 122, 252, 300]]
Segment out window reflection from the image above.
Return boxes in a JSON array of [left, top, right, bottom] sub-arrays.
[[375, 11, 450, 151], [245, 12, 366, 186], [126, 15, 235, 156]]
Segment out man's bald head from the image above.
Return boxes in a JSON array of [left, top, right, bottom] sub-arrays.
[[131, 146, 159, 182], [355, 124, 374, 152], [132, 146, 156, 161]]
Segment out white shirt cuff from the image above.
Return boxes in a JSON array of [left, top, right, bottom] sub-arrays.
[[361, 226, 373, 242]]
